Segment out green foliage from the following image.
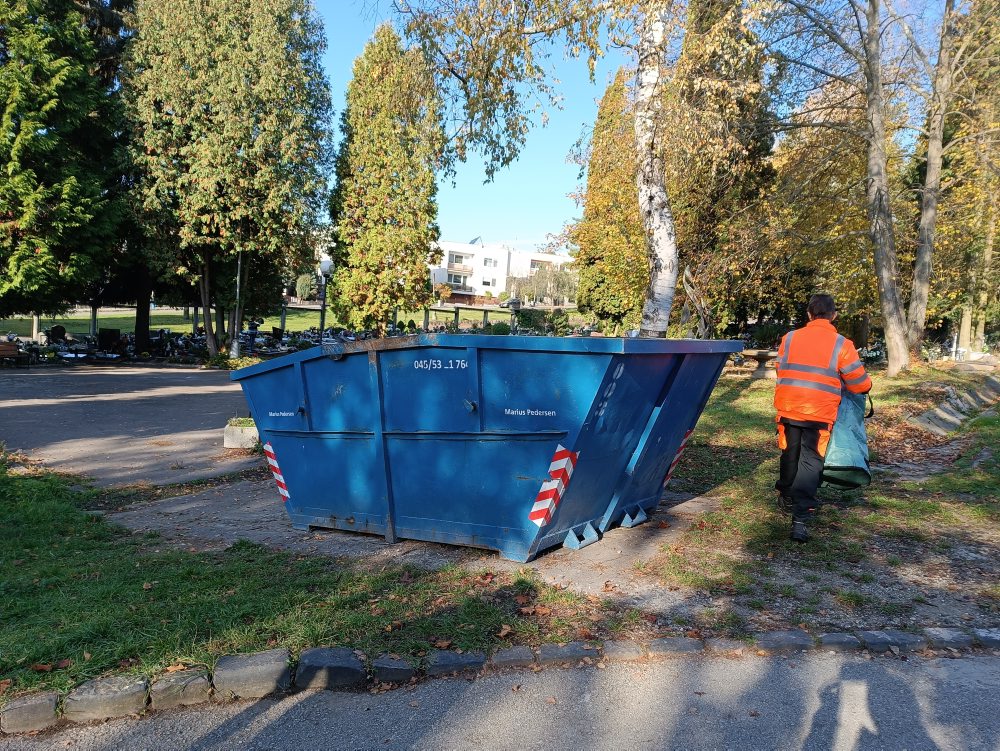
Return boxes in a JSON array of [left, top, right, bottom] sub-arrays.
[[490, 321, 511, 335], [548, 308, 570, 336], [570, 70, 649, 335], [330, 25, 444, 335], [515, 308, 547, 332], [0, 0, 122, 316], [295, 273, 317, 301], [127, 0, 333, 353]]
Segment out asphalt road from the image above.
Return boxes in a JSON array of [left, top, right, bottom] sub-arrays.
[[0, 366, 256, 486], [3, 653, 997, 751]]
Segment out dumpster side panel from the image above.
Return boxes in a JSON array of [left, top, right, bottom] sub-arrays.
[[532, 354, 679, 552], [386, 435, 563, 561], [600, 352, 729, 529], [301, 354, 377, 432], [264, 433, 387, 535], [240, 364, 309, 434], [379, 347, 479, 433], [481, 351, 611, 435]]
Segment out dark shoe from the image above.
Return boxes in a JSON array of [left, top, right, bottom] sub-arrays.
[[791, 520, 809, 544]]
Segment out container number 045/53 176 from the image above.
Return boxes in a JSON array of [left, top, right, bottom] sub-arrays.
[[413, 358, 468, 370]]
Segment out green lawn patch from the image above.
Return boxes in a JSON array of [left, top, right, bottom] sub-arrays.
[[651, 366, 1000, 632], [0, 459, 650, 698]]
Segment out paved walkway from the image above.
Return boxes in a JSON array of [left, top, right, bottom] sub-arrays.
[[0, 366, 256, 486], [4, 653, 998, 750]]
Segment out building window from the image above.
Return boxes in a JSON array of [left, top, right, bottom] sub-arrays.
[[449, 253, 466, 265], [483, 257, 497, 268], [447, 273, 467, 286]]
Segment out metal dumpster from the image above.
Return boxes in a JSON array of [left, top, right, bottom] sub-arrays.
[[232, 333, 741, 562]]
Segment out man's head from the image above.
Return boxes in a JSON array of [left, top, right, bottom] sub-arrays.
[[807, 294, 837, 321]]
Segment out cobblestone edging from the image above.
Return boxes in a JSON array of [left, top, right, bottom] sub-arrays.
[[909, 375, 1000, 436], [2, 626, 998, 736]]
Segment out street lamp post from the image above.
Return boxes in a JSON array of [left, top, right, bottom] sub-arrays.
[[317, 254, 333, 341]]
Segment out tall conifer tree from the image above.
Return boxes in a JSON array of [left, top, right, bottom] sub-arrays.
[[330, 25, 444, 334], [571, 70, 649, 335], [0, 0, 118, 316]]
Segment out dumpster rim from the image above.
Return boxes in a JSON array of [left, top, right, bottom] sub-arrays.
[[230, 334, 743, 381]]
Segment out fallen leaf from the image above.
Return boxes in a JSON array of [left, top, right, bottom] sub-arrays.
[[512, 684, 522, 692], [596, 662, 606, 669], [165, 664, 187, 673], [514, 594, 531, 605], [56, 659, 73, 670], [546, 696, 557, 705], [535, 606, 552, 616], [749, 710, 760, 717], [658, 521, 671, 529], [603, 580, 616, 592], [30, 663, 53, 672], [142, 582, 153, 590], [83, 652, 92, 662], [694, 691, 705, 696], [497, 625, 513, 638], [519, 606, 536, 615], [0, 679, 12, 695], [433, 639, 452, 649], [408, 701, 419, 708]]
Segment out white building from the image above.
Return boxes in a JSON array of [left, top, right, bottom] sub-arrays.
[[429, 240, 571, 300]]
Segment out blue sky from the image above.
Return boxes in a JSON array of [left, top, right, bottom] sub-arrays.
[[315, 1, 628, 252]]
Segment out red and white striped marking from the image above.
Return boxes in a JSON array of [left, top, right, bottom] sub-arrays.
[[529, 445, 579, 527], [662, 429, 693, 488], [263, 442, 290, 503]]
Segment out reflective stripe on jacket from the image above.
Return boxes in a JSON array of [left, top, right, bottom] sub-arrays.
[[773, 319, 872, 425]]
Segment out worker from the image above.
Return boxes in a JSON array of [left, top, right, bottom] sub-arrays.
[[774, 294, 872, 543]]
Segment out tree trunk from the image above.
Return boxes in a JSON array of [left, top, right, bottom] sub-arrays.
[[133, 269, 152, 355], [31, 313, 41, 341], [215, 301, 226, 350], [862, 0, 910, 376], [199, 263, 219, 357], [192, 305, 200, 335], [906, 0, 956, 350], [972, 192, 996, 353], [635, 5, 680, 337], [89, 303, 98, 337], [958, 303, 972, 355]]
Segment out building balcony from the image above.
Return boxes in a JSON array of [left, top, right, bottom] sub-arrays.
[[447, 263, 473, 274], [447, 282, 475, 293]]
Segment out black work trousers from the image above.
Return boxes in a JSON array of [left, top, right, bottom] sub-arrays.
[[775, 422, 825, 522]]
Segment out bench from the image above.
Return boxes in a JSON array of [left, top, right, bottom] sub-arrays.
[[0, 342, 30, 368]]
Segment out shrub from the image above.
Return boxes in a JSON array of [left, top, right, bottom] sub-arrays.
[[296, 273, 317, 301], [491, 321, 511, 336]]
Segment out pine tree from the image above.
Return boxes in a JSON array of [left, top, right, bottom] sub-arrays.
[[128, 0, 333, 355], [330, 25, 444, 334], [0, 0, 118, 316], [570, 70, 649, 335]]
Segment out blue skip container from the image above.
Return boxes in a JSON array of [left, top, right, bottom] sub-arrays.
[[232, 334, 740, 562]]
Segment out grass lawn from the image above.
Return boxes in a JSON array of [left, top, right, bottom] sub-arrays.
[[649, 365, 1000, 635], [0, 453, 652, 699]]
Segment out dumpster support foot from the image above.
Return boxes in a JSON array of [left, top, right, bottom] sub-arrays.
[[564, 522, 600, 551], [620, 505, 649, 528]]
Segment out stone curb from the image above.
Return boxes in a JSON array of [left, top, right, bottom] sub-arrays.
[[909, 377, 999, 436], [4, 625, 999, 736]]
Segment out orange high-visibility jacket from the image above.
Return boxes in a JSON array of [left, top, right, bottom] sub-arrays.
[[773, 318, 872, 426]]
